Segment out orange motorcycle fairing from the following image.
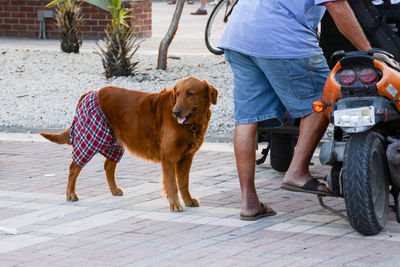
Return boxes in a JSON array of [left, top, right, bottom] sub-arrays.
[[315, 58, 400, 117], [319, 62, 342, 118], [374, 60, 400, 111]]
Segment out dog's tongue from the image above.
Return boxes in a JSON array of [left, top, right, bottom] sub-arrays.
[[177, 117, 185, 124]]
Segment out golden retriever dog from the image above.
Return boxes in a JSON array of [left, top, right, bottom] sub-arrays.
[[40, 77, 218, 211]]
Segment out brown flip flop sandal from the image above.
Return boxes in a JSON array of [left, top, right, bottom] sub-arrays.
[[240, 203, 276, 221], [280, 178, 338, 197]]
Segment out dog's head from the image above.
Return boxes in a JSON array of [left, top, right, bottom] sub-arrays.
[[172, 77, 218, 124]]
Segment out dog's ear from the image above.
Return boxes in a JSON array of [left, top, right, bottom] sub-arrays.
[[204, 80, 218, 105], [171, 86, 176, 105], [171, 80, 180, 105]]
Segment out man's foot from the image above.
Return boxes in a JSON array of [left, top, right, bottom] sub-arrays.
[[168, 0, 176, 4], [240, 203, 276, 221], [191, 8, 207, 15], [281, 177, 337, 197], [187, 0, 194, 4]]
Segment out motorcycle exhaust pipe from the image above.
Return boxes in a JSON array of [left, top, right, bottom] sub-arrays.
[[319, 140, 346, 165]]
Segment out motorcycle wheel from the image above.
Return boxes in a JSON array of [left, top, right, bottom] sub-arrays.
[[270, 133, 295, 172], [342, 131, 389, 235]]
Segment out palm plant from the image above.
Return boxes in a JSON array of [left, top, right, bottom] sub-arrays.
[[88, 0, 140, 78], [46, 0, 83, 53]]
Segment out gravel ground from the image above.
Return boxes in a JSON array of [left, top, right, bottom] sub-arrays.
[[0, 48, 235, 139]]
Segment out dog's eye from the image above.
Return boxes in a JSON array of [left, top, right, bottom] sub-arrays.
[[186, 92, 193, 97], [176, 93, 180, 97]]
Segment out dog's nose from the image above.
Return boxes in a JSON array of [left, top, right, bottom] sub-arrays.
[[173, 108, 182, 118]]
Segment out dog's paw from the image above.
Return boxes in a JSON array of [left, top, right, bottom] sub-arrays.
[[170, 202, 183, 212], [66, 192, 79, 202], [184, 198, 200, 207], [111, 187, 124, 196]]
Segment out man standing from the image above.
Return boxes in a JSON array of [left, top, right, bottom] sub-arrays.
[[218, 0, 371, 220]]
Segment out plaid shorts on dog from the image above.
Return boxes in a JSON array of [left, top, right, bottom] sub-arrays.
[[70, 91, 124, 167]]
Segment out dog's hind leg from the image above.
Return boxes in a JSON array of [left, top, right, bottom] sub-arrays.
[[104, 159, 124, 196], [176, 156, 199, 207], [161, 160, 183, 212], [66, 161, 82, 201]]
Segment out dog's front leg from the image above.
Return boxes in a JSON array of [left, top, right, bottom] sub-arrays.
[[161, 160, 182, 212], [176, 156, 199, 207], [104, 159, 124, 196]]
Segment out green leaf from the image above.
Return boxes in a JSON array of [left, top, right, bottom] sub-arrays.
[[82, 0, 112, 11], [84, 0, 133, 34], [46, 0, 62, 7]]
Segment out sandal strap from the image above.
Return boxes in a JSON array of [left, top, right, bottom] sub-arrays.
[[303, 178, 325, 191]]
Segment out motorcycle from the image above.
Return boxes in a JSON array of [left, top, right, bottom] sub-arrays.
[[254, 1, 400, 235], [313, 49, 400, 235]]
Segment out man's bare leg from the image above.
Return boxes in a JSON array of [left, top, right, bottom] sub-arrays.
[[283, 111, 330, 191], [234, 123, 264, 216]]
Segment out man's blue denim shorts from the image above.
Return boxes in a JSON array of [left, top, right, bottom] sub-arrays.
[[224, 49, 330, 125]]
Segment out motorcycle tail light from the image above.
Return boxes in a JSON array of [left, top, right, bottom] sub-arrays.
[[339, 69, 356, 85], [359, 68, 378, 85]]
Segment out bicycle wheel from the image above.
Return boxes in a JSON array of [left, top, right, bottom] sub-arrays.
[[205, 0, 234, 55]]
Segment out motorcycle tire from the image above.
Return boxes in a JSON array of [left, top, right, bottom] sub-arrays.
[[270, 133, 295, 172], [342, 131, 389, 236]]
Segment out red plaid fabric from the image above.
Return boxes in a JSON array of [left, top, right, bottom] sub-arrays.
[[70, 91, 124, 167]]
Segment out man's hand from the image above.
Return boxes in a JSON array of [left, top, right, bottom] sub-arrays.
[[324, 0, 372, 51]]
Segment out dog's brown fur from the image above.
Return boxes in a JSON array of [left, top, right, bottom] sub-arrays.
[[41, 77, 218, 211]]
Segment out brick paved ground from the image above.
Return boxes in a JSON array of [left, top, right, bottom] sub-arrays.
[[1, 134, 400, 266]]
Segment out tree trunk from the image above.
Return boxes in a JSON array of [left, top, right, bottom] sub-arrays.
[[157, 0, 185, 70]]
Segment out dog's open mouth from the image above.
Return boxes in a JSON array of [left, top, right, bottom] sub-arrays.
[[177, 108, 196, 124]]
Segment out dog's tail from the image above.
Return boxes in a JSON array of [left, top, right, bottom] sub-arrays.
[[40, 128, 71, 145]]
